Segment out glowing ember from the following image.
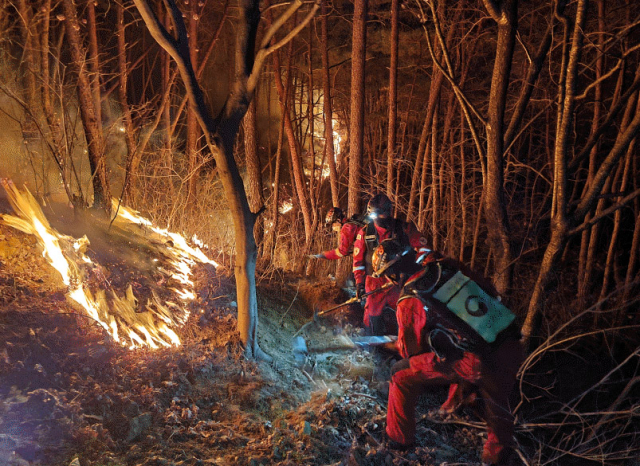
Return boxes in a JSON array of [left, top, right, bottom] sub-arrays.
[[0, 180, 218, 349]]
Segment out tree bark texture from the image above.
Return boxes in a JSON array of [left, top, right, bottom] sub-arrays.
[[386, 0, 399, 201], [320, 0, 339, 207], [348, 0, 367, 217], [62, 0, 112, 214], [483, 0, 517, 294]]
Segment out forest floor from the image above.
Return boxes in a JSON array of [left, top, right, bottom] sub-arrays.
[[0, 218, 498, 466]]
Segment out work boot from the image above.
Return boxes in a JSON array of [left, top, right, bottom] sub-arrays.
[[382, 432, 414, 451]]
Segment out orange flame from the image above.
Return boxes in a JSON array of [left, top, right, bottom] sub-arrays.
[[0, 180, 218, 349]]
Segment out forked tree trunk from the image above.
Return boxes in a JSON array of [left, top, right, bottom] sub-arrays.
[[522, 0, 587, 344], [133, 0, 318, 359]]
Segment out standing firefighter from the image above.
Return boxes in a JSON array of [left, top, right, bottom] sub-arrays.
[[352, 193, 431, 336], [372, 239, 523, 466], [309, 207, 366, 260]]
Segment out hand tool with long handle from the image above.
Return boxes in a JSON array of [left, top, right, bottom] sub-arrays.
[[292, 282, 394, 338]]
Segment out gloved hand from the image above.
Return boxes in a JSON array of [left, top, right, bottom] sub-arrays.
[[418, 250, 443, 265], [307, 253, 323, 259], [356, 283, 366, 301]]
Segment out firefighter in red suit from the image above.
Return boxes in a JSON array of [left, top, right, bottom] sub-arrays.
[[372, 240, 523, 466], [309, 207, 365, 260], [352, 193, 431, 336]]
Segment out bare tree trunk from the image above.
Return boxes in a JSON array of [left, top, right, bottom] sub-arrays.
[[133, 0, 318, 360], [418, 107, 437, 234], [186, 0, 202, 209], [267, 115, 286, 261], [267, 44, 293, 260], [599, 100, 638, 302], [459, 110, 467, 261], [578, 0, 605, 301], [86, 1, 102, 125], [429, 102, 439, 249], [320, 0, 339, 207], [267, 107, 286, 261], [162, 8, 174, 191], [307, 25, 318, 226], [386, 0, 399, 200], [271, 43, 313, 242], [17, 0, 37, 111], [62, 0, 111, 214], [243, 96, 264, 246], [407, 70, 443, 222], [117, 2, 138, 203], [482, 0, 517, 293], [348, 0, 367, 216]]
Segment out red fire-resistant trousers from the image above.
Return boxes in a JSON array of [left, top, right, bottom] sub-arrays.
[[363, 275, 400, 335], [386, 338, 523, 464]]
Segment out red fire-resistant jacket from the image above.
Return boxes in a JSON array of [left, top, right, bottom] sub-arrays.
[[352, 220, 430, 286], [321, 221, 361, 260]]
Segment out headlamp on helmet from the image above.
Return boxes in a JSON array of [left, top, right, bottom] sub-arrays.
[[367, 193, 393, 220]]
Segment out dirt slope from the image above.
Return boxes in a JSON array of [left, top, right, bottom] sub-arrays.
[[0, 223, 488, 466]]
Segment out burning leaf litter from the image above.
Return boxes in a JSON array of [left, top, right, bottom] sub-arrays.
[[0, 180, 218, 349]]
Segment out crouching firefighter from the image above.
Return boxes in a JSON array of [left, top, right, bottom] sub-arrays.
[[372, 239, 523, 466], [309, 207, 367, 260], [352, 193, 431, 336]]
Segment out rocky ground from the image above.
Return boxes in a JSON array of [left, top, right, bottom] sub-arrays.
[[0, 220, 499, 466]]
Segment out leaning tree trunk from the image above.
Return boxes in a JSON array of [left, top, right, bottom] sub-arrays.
[[521, 0, 587, 345], [271, 42, 313, 243], [407, 69, 442, 222], [133, 0, 318, 360]]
